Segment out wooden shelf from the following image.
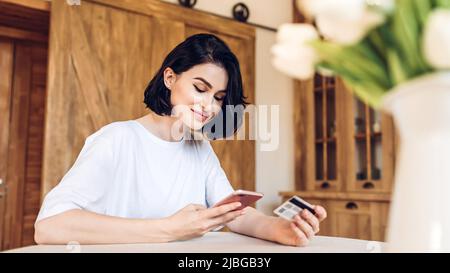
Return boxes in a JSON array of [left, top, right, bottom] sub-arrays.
[[354, 132, 382, 140], [314, 85, 335, 92], [279, 191, 391, 202], [315, 137, 336, 143]]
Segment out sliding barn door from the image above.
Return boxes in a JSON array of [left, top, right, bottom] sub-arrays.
[[43, 0, 255, 198], [43, 0, 154, 195]]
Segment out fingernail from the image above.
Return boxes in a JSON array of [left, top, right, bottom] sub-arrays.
[[240, 210, 246, 215], [235, 202, 242, 207]]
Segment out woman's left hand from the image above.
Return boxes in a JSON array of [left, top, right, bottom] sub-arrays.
[[271, 205, 327, 247]]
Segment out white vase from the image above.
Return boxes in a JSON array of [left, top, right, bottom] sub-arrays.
[[382, 72, 450, 252]]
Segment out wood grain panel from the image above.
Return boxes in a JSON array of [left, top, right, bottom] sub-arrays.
[[21, 44, 47, 246], [90, 0, 254, 39], [0, 41, 14, 250], [4, 43, 32, 249]]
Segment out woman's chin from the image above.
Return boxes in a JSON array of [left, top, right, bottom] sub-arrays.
[[181, 118, 205, 131]]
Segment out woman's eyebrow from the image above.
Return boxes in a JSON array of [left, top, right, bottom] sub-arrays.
[[193, 77, 213, 88]]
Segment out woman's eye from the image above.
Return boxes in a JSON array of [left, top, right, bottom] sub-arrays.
[[194, 85, 206, 93], [214, 96, 225, 101]]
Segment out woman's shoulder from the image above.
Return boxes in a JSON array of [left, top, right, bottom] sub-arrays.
[[85, 120, 138, 144]]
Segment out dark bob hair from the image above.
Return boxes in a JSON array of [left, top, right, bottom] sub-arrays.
[[143, 33, 248, 140]]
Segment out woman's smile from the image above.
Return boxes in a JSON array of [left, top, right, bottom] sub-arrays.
[[191, 108, 210, 123]]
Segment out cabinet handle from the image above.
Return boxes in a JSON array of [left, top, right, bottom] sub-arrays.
[[363, 182, 374, 189], [346, 202, 358, 210], [320, 182, 330, 189]]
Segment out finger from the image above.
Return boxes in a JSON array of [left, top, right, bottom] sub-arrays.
[[201, 202, 242, 219], [290, 222, 309, 247], [293, 215, 314, 239], [206, 209, 246, 230], [186, 204, 207, 211], [314, 205, 327, 222], [300, 209, 320, 234]]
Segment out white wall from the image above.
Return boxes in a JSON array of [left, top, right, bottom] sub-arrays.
[[161, 0, 295, 215]]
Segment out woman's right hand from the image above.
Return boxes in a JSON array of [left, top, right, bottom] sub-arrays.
[[165, 202, 245, 241]]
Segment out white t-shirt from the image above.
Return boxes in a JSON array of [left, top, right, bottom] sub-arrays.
[[36, 120, 235, 222]]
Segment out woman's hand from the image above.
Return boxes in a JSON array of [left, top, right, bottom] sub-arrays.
[[271, 205, 327, 247], [165, 202, 245, 241]]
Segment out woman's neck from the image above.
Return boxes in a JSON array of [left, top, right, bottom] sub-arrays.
[[136, 112, 184, 142]]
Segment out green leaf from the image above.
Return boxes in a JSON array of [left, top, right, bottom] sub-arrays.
[[392, 0, 420, 71], [435, 0, 450, 8], [368, 29, 387, 60], [342, 79, 386, 108], [413, 0, 433, 27], [310, 41, 390, 88], [387, 49, 408, 85]]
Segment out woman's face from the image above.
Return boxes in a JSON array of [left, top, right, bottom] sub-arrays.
[[164, 63, 228, 131]]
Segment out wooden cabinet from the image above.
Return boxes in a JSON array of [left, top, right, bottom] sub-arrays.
[[281, 193, 391, 241], [281, 2, 396, 241], [282, 75, 395, 241], [297, 76, 396, 194], [0, 0, 255, 250]]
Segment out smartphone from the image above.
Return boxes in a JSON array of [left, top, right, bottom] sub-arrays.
[[213, 189, 264, 210]]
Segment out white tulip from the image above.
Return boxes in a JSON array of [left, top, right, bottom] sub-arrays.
[[366, 0, 395, 13], [271, 24, 319, 80], [297, 0, 390, 45], [423, 9, 450, 70]]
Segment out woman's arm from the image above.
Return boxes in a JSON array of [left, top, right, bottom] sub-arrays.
[[225, 207, 279, 241], [34, 202, 245, 245], [34, 209, 173, 245], [226, 206, 327, 246]]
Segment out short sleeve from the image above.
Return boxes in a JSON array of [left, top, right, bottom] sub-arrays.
[[36, 130, 115, 222], [203, 142, 235, 208]]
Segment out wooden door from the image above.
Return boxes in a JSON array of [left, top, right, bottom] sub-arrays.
[[0, 0, 49, 250], [0, 40, 14, 250], [0, 40, 48, 250], [42, 0, 153, 196], [43, 0, 255, 197]]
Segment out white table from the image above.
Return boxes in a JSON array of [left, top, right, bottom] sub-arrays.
[[5, 232, 386, 253]]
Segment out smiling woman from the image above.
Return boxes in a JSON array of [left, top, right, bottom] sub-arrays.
[[34, 33, 327, 247]]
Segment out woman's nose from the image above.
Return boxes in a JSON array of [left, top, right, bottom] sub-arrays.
[[200, 93, 215, 108]]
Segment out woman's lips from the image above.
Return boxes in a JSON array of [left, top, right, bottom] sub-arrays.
[[191, 109, 209, 122]]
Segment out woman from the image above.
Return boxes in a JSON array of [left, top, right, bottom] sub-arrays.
[[34, 34, 326, 247]]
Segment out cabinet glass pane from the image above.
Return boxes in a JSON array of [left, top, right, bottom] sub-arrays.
[[313, 74, 337, 182], [353, 98, 383, 182], [314, 91, 323, 140], [315, 143, 324, 180], [327, 141, 337, 180]]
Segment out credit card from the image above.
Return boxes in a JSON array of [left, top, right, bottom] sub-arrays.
[[273, 196, 316, 220]]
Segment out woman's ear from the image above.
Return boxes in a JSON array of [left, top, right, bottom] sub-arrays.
[[163, 67, 177, 90]]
